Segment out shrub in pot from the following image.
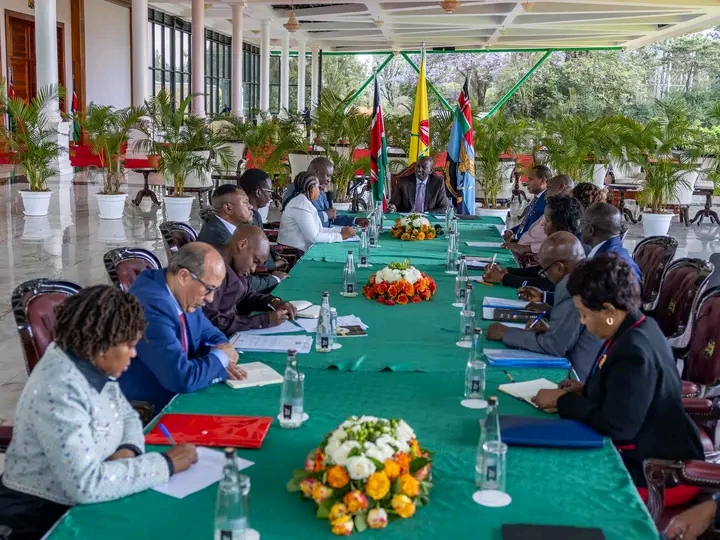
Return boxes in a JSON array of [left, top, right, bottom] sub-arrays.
[[0, 82, 64, 216]]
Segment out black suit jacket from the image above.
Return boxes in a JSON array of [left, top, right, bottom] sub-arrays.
[[557, 311, 704, 486], [197, 214, 277, 294], [390, 173, 448, 213]]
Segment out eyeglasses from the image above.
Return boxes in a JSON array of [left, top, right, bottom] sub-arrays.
[[186, 270, 218, 295], [538, 261, 560, 279]]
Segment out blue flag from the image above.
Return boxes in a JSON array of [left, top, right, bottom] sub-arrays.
[[445, 77, 475, 215]]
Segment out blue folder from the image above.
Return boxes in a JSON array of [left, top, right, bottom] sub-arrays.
[[499, 415, 604, 449], [484, 349, 571, 369]]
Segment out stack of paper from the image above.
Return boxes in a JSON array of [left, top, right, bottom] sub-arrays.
[[226, 362, 284, 389], [232, 334, 314, 354], [295, 315, 368, 334], [481, 296, 532, 320], [498, 378, 559, 408], [484, 349, 570, 368], [241, 321, 303, 336], [466, 241, 503, 249]]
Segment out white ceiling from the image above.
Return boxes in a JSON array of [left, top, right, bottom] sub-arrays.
[[149, 0, 720, 52]]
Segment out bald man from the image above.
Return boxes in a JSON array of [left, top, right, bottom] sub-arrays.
[[388, 156, 448, 213], [486, 232, 603, 380], [582, 202, 642, 285], [121, 242, 243, 412], [203, 225, 297, 336]]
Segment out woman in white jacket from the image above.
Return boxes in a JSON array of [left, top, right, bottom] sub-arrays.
[[278, 172, 356, 252]]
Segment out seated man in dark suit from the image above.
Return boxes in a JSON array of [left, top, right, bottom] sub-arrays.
[[503, 165, 552, 242], [582, 202, 643, 285], [387, 156, 448, 214], [486, 232, 603, 381], [203, 225, 297, 336], [198, 183, 286, 293], [120, 242, 245, 412]]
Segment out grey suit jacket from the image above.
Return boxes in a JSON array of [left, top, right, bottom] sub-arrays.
[[197, 215, 278, 294], [502, 275, 603, 381], [390, 174, 448, 214]]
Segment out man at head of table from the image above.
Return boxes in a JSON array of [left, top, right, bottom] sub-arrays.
[[387, 156, 448, 214], [120, 242, 246, 413]]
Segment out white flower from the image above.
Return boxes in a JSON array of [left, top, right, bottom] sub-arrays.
[[363, 442, 387, 464], [332, 440, 361, 467], [396, 420, 415, 444], [346, 456, 377, 480], [358, 415, 379, 424]]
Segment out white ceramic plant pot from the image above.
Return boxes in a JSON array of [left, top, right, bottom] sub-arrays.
[[476, 207, 510, 223], [164, 195, 194, 222], [20, 190, 52, 216], [592, 164, 607, 188], [96, 193, 128, 220], [225, 142, 246, 173], [642, 212, 673, 237]]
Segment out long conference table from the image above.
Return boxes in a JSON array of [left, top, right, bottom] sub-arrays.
[[48, 214, 658, 540]]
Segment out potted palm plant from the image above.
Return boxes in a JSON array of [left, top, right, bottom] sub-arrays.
[[619, 102, 701, 236], [82, 103, 147, 219], [474, 109, 527, 220], [214, 115, 251, 174], [0, 82, 64, 216]]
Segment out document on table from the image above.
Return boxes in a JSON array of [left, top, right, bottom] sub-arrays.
[[153, 447, 253, 499], [467, 260, 488, 269], [240, 321, 304, 336], [469, 275, 486, 283], [482, 295, 535, 321], [498, 378, 559, 408], [232, 334, 314, 354], [483, 296, 529, 309], [226, 362, 283, 389], [295, 315, 368, 334], [328, 227, 360, 241], [466, 241, 504, 248]]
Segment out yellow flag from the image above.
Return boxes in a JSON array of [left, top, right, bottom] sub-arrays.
[[409, 46, 430, 164]]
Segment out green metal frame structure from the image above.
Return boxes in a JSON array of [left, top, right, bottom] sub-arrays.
[[338, 46, 621, 118]]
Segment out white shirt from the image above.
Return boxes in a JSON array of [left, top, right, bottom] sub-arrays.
[[588, 236, 618, 258], [216, 215, 236, 236], [277, 194, 344, 252]]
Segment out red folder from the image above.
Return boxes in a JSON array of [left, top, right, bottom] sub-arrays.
[[145, 414, 273, 449]]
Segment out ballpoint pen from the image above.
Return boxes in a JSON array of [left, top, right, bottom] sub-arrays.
[[528, 313, 545, 329], [158, 423, 177, 446], [503, 370, 515, 383]]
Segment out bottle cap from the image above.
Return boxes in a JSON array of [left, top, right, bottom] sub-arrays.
[[488, 396, 498, 405], [224, 447, 235, 457], [474, 328, 483, 335], [288, 348, 297, 355], [348, 250, 353, 254], [330, 308, 337, 313], [322, 291, 329, 296]]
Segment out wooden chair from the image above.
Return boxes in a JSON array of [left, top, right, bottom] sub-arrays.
[[633, 236, 678, 310], [159, 221, 197, 260], [104, 247, 163, 292], [679, 287, 720, 399]]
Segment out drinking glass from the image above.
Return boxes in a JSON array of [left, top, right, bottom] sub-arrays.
[[464, 359, 486, 400], [457, 309, 475, 348], [453, 274, 468, 307]]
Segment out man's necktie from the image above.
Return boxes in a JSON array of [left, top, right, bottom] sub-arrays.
[[179, 313, 188, 353], [519, 196, 537, 233], [414, 181, 426, 212]]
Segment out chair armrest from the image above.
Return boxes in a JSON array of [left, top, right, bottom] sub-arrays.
[[264, 229, 279, 243], [683, 397, 720, 418], [682, 381, 701, 398], [0, 425, 13, 451], [645, 459, 720, 522]]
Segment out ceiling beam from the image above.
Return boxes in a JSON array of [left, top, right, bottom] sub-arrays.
[[486, 3, 526, 47]]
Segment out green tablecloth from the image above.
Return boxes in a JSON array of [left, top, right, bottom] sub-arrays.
[[48, 369, 656, 540]]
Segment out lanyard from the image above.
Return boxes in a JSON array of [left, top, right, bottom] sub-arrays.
[[587, 315, 646, 379]]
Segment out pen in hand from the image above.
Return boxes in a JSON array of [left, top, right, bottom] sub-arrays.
[[158, 423, 176, 446], [503, 370, 515, 383], [528, 313, 545, 329]]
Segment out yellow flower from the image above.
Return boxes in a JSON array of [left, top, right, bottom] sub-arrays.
[[331, 515, 354, 536], [410, 439, 421, 456], [399, 473, 420, 497], [391, 494, 416, 518], [383, 459, 401, 480], [401, 233, 410, 241], [329, 502, 349, 521], [367, 507, 389, 529], [311, 482, 333, 505], [365, 471, 391, 500], [299, 478, 318, 498], [416, 232, 425, 240], [343, 490, 369, 513], [327, 465, 350, 489]]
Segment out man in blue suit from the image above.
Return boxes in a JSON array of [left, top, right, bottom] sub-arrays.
[[582, 202, 643, 285], [504, 165, 553, 242], [120, 242, 244, 412], [284, 157, 369, 228]]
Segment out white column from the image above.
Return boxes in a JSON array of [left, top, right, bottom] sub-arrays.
[[231, 3, 245, 118], [35, 0, 72, 176], [132, 0, 149, 106], [259, 20, 271, 112], [191, 0, 206, 117], [297, 40, 306, 113], [310, 46, 320, 110], [280, 33, 290, 114]]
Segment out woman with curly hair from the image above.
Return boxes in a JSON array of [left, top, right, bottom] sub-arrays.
[[572, 182, 606, 209], [0, 286, 198, 539], [278, 171, 356, 252], [533, 254, 703, 490]]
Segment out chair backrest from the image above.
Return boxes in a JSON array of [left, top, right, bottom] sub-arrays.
[[104, 248, 163, 292], [159, 221, 198, 260], [685, 287, 720, 387], [633, 236, 678, 309], [288, 153, 315, 181], [11, 279, 82, 374], [653, 258, 714, 349]]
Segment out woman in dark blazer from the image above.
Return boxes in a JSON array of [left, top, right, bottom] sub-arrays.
[[532, 254, 704, 487]]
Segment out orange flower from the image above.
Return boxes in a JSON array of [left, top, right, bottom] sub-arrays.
[[313, 450, 326, 472], [397, 294, 409, 305], [383, 459, 401, 480], [405, 226, 412, 233], [392, 229, 401, 238], [399, 473, 420, 497], [395, 452, 410, 475], [327, 465, 350, 488], [420, 289, 431, 301], [376, 282, 389, 295], [369, 275, 376, 285], [426, 232, 436, 240], [410, 439, 421, 456], [428, 280, 437, 294], [412, 229, 420, 236], [411, 295, 421, 303], [343, 490, 369, 513], [415, 281, 427, 293], [387, 284, 399, 298], [363, 286, 374, 300], [404, 282, 415, 295], [416, 232, 425, 240], [391, 494, 416, 519], [414, 463, 431, 481], [401, 233, 410, 241]]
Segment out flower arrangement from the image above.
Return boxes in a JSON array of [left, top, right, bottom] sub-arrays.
[[287, 416, 433, 535], [361, 260, 437, 306], [390, 213, 437, 241]]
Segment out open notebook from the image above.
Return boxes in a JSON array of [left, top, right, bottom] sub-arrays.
[[498, 378, 559, 408], [226, 362, 283, 389], [289, 300, 321, 319]]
